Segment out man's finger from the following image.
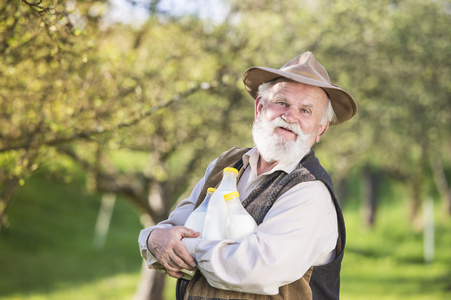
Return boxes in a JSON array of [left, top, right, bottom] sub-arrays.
[[167, 269, 185, 279], [173, 242, 197, 268], [180, 227, 201, 239], [169, 248, 196, 270]]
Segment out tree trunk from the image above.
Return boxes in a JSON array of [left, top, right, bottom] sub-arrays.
[[361, 166, 383, 227], [410, 145, 428, 224], [133, 261, 167, 300], [134, 179, 169, 300], [410, 178, 422, 224], [0, 177, 20, 230], [430, 156, 451, 217], [335, 176, 349, 206]]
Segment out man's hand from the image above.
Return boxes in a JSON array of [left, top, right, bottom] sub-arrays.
[[147, 226, 200, 278]]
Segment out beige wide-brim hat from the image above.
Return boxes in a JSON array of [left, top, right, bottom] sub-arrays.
[[242, 51, 357, 124]]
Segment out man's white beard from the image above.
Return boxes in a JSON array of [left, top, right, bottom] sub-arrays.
[[252, 116, 312, 165]]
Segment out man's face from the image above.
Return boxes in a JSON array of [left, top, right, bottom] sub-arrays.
[[252, 80, 329, 164]]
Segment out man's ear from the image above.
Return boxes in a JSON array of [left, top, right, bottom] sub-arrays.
[[315, 122, 330, 143], [255, 96, 264, 119]]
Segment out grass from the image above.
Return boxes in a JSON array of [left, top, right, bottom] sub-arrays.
[[1, 175, 451, 299], [341, 197, 451, 299], [0, 176, 144, 299]]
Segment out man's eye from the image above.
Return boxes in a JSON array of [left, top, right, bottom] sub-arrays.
[[277, 101, 287, 106]]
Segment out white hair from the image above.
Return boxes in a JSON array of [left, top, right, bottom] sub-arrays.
[[320, 99, 337, 125], [257, 80, 337, 125]]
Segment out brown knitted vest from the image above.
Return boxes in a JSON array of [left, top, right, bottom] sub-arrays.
[[177, 148, 345, 300]]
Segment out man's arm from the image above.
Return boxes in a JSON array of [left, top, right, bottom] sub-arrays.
[[137, 158, 218, 277]]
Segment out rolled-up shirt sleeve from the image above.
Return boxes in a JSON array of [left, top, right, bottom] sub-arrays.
[[182, 180, 338, 295], [137, 158, 218, 267]]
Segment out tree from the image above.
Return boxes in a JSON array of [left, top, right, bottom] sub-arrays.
[[313, 0, 451, 222]]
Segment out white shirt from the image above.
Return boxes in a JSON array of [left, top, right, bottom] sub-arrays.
[[138, 148, 338, 295]]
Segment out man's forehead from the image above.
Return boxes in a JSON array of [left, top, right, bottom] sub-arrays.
[[270, 79, 328, 102]]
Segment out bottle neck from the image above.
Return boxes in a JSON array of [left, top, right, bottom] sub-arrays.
[[199, 192, 213, 209], [226, 197, 241, 213], [219, 172, 238, 190]]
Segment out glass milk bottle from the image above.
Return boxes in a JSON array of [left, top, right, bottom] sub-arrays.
[[184, 187, 216, 234], [202, 167, 239, 240], [224, 191, 257, 242]]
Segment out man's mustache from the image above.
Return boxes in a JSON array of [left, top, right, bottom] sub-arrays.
[[269, 117, 303, 136]]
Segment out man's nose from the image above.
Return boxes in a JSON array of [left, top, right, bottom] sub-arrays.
[[281, 107, 299, 123]]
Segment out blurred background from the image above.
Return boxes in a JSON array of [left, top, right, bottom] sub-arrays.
[[1, 0, 450, 299]]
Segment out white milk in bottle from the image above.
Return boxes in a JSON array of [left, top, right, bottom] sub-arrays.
[[182, 187, 216, 279], [184, 187, 216, 233], [224, 191, 257, 242], [202, 167, 239, 240]]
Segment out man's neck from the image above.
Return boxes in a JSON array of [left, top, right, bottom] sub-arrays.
[[257, 156, 279, 176]]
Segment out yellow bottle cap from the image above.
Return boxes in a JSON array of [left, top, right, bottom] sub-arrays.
[[223, 167, 238, 175], [207, 187, 216, 194], [224, 191, 239, 201]]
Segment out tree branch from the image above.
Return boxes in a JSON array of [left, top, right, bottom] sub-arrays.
[[56, 145, 154, 216], [20, 0, 51, 15], [0, 85, 204, 153]]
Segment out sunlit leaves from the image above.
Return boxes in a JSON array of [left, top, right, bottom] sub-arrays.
[[1, 0, 450, 225]]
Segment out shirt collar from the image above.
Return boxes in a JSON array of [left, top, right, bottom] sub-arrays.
[[242, 147, 310, 176]]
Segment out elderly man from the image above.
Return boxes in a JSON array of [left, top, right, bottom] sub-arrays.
[[138, 51, 357, 300]]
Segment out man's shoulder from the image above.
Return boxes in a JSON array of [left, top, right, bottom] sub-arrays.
[[215, 147, 251, 167], [217, 147, 250, 160], [300, 150, 334, 191]]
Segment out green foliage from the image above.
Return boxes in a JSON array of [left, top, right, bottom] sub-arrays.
[[313, 0, 451, 171], [2, 0, 447, 217], [219, 0, 451, 186], [0, 0, 256, 226]]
